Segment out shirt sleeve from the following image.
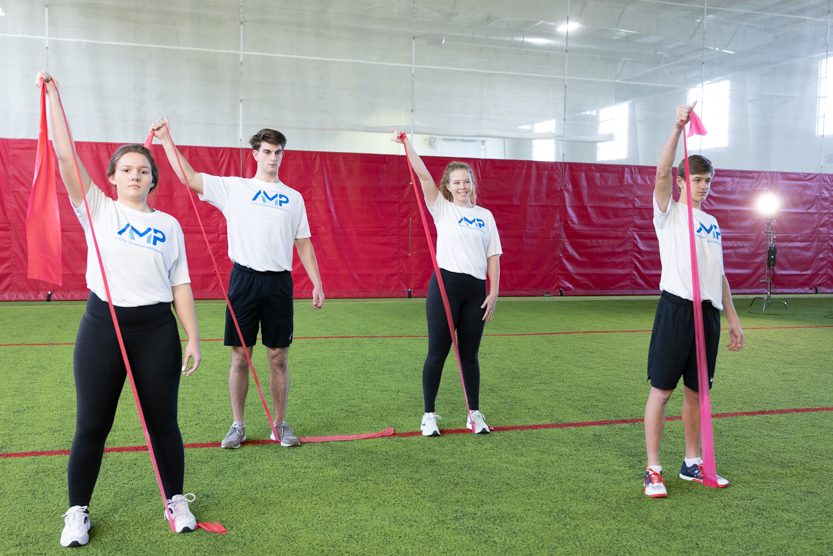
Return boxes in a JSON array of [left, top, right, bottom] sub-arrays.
[[427, 194, 448, 221], [198, 173, 231, 214], [73, 184, 107, 228], [653, 192, 672, 229], [295, 196, 311, 239], [168, 220, 191, 287], [486, 213, 503, 257]]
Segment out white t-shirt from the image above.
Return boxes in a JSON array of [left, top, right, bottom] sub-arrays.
[[73, 186, 190, 307], [199, 174, 311, 272], [427, 195, 502, 280], [654, 194, 724, 310]]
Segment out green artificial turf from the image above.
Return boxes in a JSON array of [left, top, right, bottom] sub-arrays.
[[1, 296, 832, 554]]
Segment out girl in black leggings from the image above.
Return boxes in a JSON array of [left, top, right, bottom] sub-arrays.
[[40, 73, 201, 548], [395, 132, 502, 437]]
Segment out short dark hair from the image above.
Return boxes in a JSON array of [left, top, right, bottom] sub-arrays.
[[677, 154, 713, 180], [249, 129, 287, 150], [106, 144, 159, 191]]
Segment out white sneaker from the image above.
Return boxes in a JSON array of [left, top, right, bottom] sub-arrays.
[[60, 505, 91, 547], [220, 422, 246, 449], [270, 421, 302, 447], [466, 410, 490, 434], [165, 493, 196, 533], [420, 412, 441, 436]]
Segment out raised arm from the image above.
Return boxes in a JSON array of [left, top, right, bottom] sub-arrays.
[[721, 275, 744, 351], [294, 237, 325, 309], [38, 72, 92, 207], [151, 118, 204, 194], [655, 104, 694, 213], [172, 283, 202, 375], [393, 131, 438, 206]]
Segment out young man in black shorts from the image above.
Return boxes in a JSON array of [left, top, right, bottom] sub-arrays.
[[643, 105, 744, 498], [155, 122, 324, 448]]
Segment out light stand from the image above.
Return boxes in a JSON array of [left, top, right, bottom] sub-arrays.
[[748, 218, 789, 313]]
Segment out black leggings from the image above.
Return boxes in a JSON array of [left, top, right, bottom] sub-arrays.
[[68, 294, 184, 507], [422, 269, 486, 412]]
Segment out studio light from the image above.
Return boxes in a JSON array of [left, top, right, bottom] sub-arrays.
[[749, 192, 789, 313], [754, 192, 780, 219]]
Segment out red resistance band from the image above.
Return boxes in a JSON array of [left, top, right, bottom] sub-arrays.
[[46, 90, 226, 533], [146, 125, 282, 444], [26, 86, 62, 285], [399, 133, 475, 430], [49, 84, 176, 531], [681, 111, 719, 488]]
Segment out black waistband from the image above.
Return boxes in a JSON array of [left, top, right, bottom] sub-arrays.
[[85, 292, 173, 329], [233, 263, 289, 277], [661, 290, 716, 308], [435, 268, 486, 285]]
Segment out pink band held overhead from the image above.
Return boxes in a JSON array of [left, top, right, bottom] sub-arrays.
[[682, 111, 719, 488]]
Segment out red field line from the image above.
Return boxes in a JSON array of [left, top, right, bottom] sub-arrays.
[[2, 406, 831, 460], [1, 324, 830, 348]]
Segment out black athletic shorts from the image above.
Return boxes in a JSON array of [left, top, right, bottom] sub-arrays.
[[224, 263, 294, 349], [647, 291, 721, 391]]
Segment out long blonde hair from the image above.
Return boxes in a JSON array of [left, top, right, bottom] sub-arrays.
[[439, 161, 477, 205]]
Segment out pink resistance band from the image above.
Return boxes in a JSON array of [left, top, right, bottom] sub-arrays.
[[50, 84, 176, 532], [399, 133, 475, 431], [681, 111, 719, 488], [145, 125, 283, 445]]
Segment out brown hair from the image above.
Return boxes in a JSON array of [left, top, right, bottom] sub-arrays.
[[677, 154, 713, 181], [106, 144, 159, 191], [439, 161, 477, 204], [249, 128, 287, 150]]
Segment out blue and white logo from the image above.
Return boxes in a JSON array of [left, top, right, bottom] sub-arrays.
[[252, 190, 290, 210], [457, 216, 486, 231], [117, 223, 166, 246], [696, 222, 721, 241]]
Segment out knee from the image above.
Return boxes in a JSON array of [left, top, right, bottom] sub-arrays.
[[682, 386, 700, 402], [74, 420, 112, 446], [648, 387, 674, 405], [230, 348, 251, 373], [423, 352, 446, 369], [459, 350, 479, 368], [267, 348, 288, 373], [144, 409, 179, 435]]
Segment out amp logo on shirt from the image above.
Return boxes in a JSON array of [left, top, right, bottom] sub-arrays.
[[252, 190, 290, 210], [457, 216, 486, 231], [117, 223, 166, 246], [696, 222, 721, 241]]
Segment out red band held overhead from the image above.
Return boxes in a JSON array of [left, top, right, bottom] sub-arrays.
[[399, 133, 476, 430]]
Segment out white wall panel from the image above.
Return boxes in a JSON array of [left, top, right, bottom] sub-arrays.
[[0, 0, 830, 171]]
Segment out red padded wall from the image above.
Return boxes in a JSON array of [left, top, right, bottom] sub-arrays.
[[2, 138, 831, 300]]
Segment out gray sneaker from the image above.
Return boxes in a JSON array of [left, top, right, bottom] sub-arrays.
[[270, 421, 301, 447], [220, 423, 246, 449]]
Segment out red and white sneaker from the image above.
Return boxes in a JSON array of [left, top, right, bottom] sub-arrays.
[[644, 467, 668, 498]]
